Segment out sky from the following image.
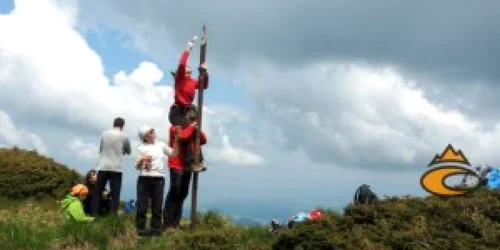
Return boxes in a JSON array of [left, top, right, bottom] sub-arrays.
[[1, 0, 500, 223]]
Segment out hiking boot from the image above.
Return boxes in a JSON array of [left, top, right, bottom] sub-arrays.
[[188, 162, 207, 173]]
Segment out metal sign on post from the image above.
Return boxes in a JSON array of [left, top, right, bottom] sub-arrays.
[[190, 24, 207, 231]]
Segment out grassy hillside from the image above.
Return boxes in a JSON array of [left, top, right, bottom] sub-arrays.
[[0, 147, 274, 250], [2, 147, 500, 249], [2, 188, 500, 250], [0, 198, 273, 250]]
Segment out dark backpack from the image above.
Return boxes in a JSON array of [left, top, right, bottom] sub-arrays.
[[354, 184, 378, 205]]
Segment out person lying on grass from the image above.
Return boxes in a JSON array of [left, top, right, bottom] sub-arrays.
[[62, 184, 95, 222]]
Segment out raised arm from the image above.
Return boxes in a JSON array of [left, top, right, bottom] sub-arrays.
[[175, 37, 197, 83], [175, 51, 189, 83]]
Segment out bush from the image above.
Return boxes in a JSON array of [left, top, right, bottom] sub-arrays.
[[272, 188, 500, 250], [4, 190, 500, 249], [0, 146, 82, 199]]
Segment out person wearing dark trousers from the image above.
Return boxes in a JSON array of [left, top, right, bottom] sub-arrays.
[[90, 117, 131, 216], [163, 168, 193, 229], [175, 105, 207, 173], [135, 125, 178, 236], [83, 169, 110, 215], [164, 108, 207, 230], [83, 169, 97, 214], [92, 171, 122, 214]]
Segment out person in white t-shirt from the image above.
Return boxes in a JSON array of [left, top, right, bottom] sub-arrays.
[[135, 125, 179, 237]]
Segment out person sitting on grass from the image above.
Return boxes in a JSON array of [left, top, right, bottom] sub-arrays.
[[83, 169, 112, 216], [62, 184, 95, 222], [83, 169, 97, 214]]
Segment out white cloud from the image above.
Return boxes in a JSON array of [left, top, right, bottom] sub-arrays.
[[200, 105, 265, 166], [43, 0, 500, 216], [0, 1, 177, 138], [6, 0, 494, 173], [0, 0, 261, 168], [0, 0, 444, 217], [238, 61, 500, 169], [72, 0, 500, 172], [0, 110, 48, 154], [69, 137, 98, 160], [0, 111, 21, 145], [208, 128, 264, 166], [29, 133, 48, 155]]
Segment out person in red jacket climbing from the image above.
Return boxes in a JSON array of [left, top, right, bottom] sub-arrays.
[[169, 36, 209, 128], [170, 105, 207, 172], [163, 105, 208, 230], [168, 36, 209, 174]]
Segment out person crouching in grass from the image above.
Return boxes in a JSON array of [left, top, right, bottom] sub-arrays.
[[135, 126, 179, 236], [62, 184, 95, 222]]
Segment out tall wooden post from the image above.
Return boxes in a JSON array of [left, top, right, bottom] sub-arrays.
[[190, 24, 207, 231]]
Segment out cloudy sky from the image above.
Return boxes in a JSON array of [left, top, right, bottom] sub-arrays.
[[1, 0, 499, 222]]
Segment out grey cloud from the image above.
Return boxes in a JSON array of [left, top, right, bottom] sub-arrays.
[[77, 0, 500, 124], [79, 0, 500, 82], [235, 61, 500, 171], [0, 0, 438, 222], [416, 80, 500, 126], [74, 0, 500, 171]]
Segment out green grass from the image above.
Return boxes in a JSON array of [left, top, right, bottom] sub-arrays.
[[0, 198, 274, 250], [3, 188, 500, 249]]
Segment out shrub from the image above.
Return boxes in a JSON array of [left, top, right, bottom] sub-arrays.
[[0, 147, 82, 199], [272, 188, 500, 250]]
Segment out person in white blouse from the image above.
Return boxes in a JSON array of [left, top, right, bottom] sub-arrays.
[[135, 125, 179, 237]]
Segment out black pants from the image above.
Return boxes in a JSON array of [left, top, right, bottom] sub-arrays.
[[90, 171, 122, 216], [136, 176, 165, 235], [163, 169, 192, 228], [84, 194, 111, 215]]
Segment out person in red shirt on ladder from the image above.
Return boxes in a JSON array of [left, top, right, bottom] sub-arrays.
[[164, 105, 208, 230], [168, 36, 209, 173]]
